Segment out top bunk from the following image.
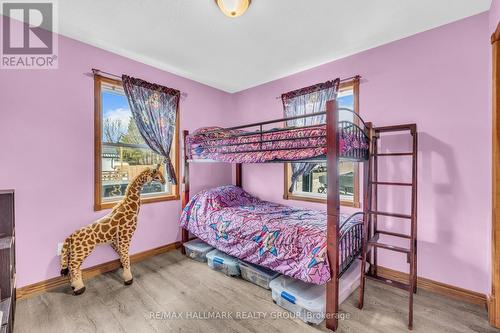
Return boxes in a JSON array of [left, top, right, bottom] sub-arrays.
[[185, 106, 371, 164]]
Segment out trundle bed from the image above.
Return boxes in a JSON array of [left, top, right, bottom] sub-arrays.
[[179, 78, 372, 331]]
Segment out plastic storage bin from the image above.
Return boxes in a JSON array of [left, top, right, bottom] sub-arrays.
[[269, 260, 363, 325], [183, 239, 214, 262], [206, 249, 240, 276], [239, 260, 280, 289]]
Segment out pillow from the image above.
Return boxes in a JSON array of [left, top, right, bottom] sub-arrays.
[[192, 127, 244, 139], [201, 185, 260, 210], [192, 126, 223, 137]]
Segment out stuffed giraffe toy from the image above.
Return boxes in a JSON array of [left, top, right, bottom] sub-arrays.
[[60, 165, 166, 295]]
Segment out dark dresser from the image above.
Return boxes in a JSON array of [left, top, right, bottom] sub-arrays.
[[0, 190, 15, 333]]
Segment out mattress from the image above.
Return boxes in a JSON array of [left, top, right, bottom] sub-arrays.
[[179, 185, 364, 285], [186, 125, 369, 163]]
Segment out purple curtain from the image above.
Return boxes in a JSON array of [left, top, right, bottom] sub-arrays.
[[122, 75, 180, 185], [282, 79, 340, 193]]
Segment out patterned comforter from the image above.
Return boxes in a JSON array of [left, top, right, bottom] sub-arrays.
[[186, 125, 369, 163], [179, 185, 363, 285]]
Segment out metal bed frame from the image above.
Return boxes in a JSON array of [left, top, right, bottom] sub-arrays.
[[180, 100, 372, 331]]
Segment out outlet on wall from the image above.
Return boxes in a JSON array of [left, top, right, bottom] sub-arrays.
[[57, 242, 64, 256]]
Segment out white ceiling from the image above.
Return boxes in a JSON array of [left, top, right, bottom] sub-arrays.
[[34, 1, 496, 92]]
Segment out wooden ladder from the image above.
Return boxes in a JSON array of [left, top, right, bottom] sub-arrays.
[[358, 124, 418, 330]]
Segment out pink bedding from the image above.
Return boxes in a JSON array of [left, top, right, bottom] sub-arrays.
[[179, 185, 363, 284], [186, 125, 369, 163]]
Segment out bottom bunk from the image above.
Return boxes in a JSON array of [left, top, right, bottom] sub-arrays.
[[179, 185, 363, 285]]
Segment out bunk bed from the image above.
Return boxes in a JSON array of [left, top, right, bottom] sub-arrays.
[[179, 78, 372, 331]]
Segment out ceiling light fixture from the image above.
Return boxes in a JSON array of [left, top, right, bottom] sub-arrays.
[[215, 0, 251, 18]]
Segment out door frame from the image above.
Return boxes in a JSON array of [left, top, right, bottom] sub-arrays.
[[490, 22, 500, 329]]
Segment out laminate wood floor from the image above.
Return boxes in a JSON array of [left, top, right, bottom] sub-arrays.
[[14, 250, 498, 333]]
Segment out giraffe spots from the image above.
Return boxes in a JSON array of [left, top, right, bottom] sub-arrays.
[[101, 224, 110, 233], [109, 227, 117, 235]]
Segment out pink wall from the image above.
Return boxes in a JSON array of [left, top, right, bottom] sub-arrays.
[[491, 0, 500, 33], [0, 22, 233, 287], [232, 13, 491, 294]]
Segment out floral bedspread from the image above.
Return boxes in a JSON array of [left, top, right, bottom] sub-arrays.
[[179, 185, 363, 285], [186, 125, 368, 163]]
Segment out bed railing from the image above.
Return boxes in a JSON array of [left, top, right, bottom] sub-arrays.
[[339, 212, 364, 275], [186, 107, 369, 162], [197, 108, 369, 137]]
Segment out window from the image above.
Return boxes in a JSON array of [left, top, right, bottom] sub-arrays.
[[94, 75, 179, 210], [284, 79, 360, 207]]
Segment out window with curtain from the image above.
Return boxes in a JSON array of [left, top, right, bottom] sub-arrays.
[[94, 75, 179, 211], [284, 79, 360, 207]]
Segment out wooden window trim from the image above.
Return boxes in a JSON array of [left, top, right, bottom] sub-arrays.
[[93, 75, 180, 211], [283, 78, 361, 208]]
